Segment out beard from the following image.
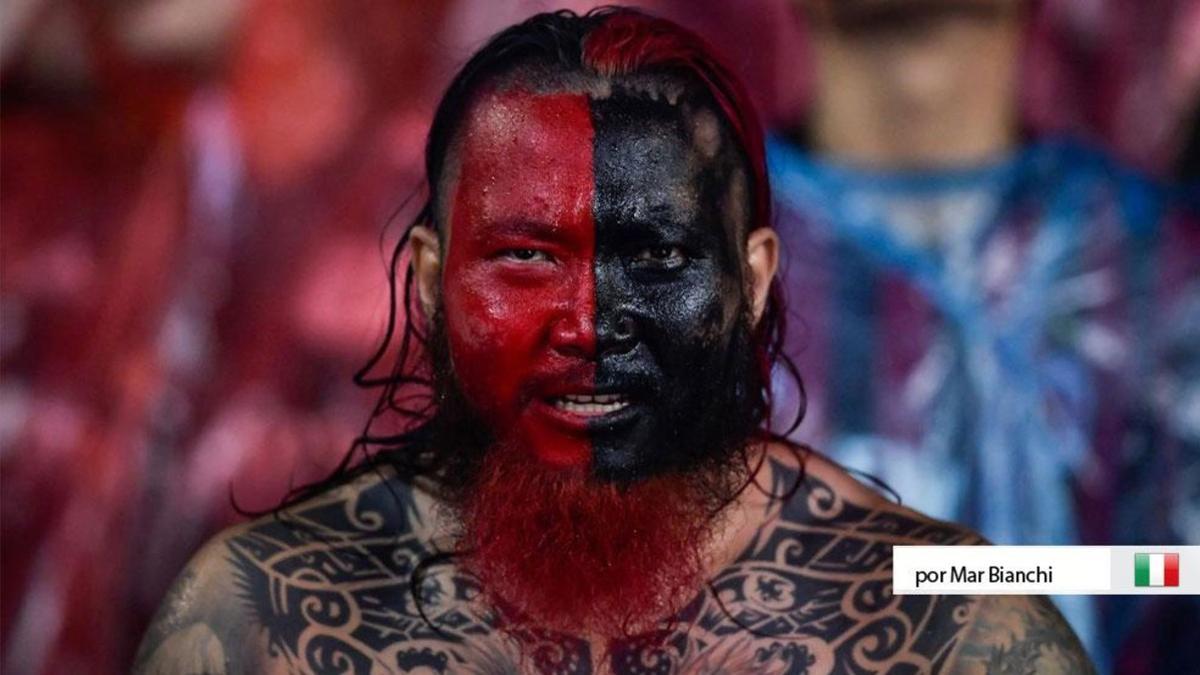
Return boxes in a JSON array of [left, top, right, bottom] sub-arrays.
[[421, 306, 764, 639], [460, 442, 731, 638]]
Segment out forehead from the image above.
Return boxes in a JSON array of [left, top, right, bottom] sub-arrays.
[[591, 94, 709, 227], [441, 78, 744, 236], [449, 88, 596, 233]]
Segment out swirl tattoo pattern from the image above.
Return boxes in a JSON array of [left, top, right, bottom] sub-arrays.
[[225, 480, 507, 673], [607, 467, 981, 674], [220, 461, 986, 674]]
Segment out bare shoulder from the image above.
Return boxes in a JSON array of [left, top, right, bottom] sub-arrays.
[[771, 445, 1094, 674], [774, 442, 986, 545], [948, 595, 1096, 675], [133, 471, 450, 675], [132, 520, 266, 674], [620, 443, 986, 673]]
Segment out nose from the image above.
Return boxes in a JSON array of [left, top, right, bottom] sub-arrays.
[[549, 293, 595, 359], [596, 309, 638, 357], [550, 316, 592, 358]]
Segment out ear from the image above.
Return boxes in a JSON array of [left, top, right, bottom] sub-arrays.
[[745, 227, 779, 325], [410, 225, 441, 319]]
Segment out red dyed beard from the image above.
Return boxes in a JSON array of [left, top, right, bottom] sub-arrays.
[[423, 304, 754, 641], [457, 440, 734, 639]]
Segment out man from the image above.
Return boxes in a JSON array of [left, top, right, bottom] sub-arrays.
[[134, 9, 1093, 674]]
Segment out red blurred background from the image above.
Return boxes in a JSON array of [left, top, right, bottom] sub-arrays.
[[1, 1, 1197, 673]]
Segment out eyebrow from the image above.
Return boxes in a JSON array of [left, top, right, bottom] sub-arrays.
[[602, 205, 712, 238], [473, 218, 580, 242]]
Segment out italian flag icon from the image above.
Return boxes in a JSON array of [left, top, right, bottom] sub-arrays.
[[1134, 553, 1179, 587]]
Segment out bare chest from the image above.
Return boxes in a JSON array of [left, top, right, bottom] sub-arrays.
[[227, 493, 978, 674]]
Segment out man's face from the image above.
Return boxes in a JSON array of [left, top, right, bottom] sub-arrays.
[[416, 77, 772, 636], [438, 83, 752, 481]]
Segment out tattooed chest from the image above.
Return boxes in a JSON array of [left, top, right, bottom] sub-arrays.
[[227, 530, 974, 673], [225, 477, 979, 674], [225, 559, 970, 675]]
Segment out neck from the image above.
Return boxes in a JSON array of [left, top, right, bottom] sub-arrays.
[[806, 6, 1022, 169], [702, 440, 785, 575]]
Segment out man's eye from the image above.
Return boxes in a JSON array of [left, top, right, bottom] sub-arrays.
[[634, 246, 687, 268], [499, 249, 553, 263]]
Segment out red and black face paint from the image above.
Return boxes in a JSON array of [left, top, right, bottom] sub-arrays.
[[439, 82, 761, 483], [432, 79, 764, 636]]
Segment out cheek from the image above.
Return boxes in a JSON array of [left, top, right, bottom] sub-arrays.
[[645, 272, 740, 351], [438, 91, 599, 429], [441, 266, 547, 417]]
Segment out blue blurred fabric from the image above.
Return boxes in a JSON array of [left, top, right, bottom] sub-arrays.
[[768, 135, 1199, 671]]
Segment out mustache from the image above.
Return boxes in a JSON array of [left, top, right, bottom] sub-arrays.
[[592, 345, 666, 397], [589, 370, 661, 401], [518, 361, 597, 397], [517, 355, 665, 401]]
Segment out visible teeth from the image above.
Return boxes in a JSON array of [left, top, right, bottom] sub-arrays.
[[562, 393, 624, 404], [553, 395, 629, 415]]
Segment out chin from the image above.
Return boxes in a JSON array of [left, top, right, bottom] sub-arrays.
[[456, 441, 733, 639]]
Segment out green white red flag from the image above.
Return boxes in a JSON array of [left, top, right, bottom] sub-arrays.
[[1134, 552, 1179, 587]]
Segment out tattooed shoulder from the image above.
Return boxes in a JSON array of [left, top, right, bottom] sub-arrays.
[[606, 453, 990, 674], [133, 529, 264, 674], [948, 595, 1095, 675], [222, 473, 521, 673], [788, 446, 1097, 675], [136, 473, 515, 674]]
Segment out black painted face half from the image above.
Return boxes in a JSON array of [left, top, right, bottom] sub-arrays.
[[586, 90, 759, 481]]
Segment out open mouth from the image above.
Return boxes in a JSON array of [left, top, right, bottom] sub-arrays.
[[550, 393, 631, 416]]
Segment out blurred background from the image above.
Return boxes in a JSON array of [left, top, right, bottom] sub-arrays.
[[1, 1, 1197, 674]]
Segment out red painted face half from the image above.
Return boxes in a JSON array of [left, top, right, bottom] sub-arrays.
[[440, 89, 598, 470]]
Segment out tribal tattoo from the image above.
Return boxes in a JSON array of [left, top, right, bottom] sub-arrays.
[[136, 459, 1092, 674], [131, 458, 1012, 672]]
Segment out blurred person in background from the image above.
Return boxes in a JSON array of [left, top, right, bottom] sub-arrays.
[[767, 0, 1199, 671]]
